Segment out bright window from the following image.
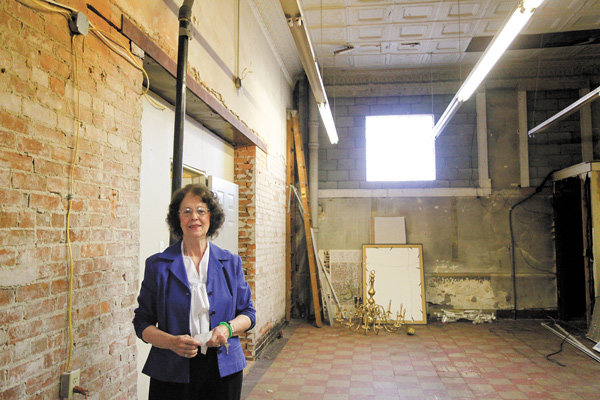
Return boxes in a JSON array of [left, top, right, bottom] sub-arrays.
[[365, 115, 436, 181]]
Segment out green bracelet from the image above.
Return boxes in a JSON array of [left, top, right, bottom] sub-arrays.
[[219, 321, 233, 338]]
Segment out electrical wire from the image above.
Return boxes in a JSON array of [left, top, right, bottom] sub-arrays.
[[544, 318, 569, 367], [509, 169, 558, 318], [16, 0, 163, 376], [87, 27, 164, 110], [64, 32, 82, 374]]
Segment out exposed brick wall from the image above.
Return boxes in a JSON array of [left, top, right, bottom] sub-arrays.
[[234, 146, 257, 359], [0, 2, 142, 399], [320, 94, 478, 189], [235, 146, 287, 360], [527, 89, 582, 186]]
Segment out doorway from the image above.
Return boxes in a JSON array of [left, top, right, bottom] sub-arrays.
[[553, 177, 588, 323]]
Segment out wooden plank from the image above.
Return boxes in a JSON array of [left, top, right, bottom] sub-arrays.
[[285, 117, 294, 322], [581, 178, 593, 328], [290, 111, 322, 327], [517, 91, 529, 188]]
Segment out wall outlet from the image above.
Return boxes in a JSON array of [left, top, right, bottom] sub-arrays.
[[59, 369, 80, 399]]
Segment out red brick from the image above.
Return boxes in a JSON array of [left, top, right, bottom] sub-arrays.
[[18, 210, 35, 229], [0, 384, 26, 400], [0, 211, 18, 229], [23, 298, 57, 320], [0, 110, 28, 135], [16, 282, 50, 303], [0, 306, 23, 325], [30, 193, 64, 212], [22, 98, 58, 128], [11, 171, 47, 191], [6, 0, 44, 31], [0, 228, 34, 247], [36, 227, 63, 243], [0, 148, 32, 171], [44, 16, 71, 46], [7, 320, 44, 345], [0, 248, 16, 267], [49, 76, 66, 96], [25, 370, 54, 396], [0, 9, 22, 33], [81, 243, 105, 258], [50, 278, 68, 296], [40, 50, 70, 79], [44, 312, 64, 332]]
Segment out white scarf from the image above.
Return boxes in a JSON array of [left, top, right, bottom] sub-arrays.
[[182, 242, 211, 354]]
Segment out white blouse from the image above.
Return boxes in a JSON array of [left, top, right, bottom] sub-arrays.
[[182, 242, 211, 352]]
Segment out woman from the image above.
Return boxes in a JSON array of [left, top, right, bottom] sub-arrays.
[[133, 183, 255, 400]]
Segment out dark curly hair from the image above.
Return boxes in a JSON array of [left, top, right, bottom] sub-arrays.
[[166, 183, 225, 240]]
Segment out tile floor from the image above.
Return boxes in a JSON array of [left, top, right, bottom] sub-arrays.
[[242, 319, 600, 399]]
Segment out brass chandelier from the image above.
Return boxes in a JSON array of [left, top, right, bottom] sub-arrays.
[[336, 270, 416, 335]]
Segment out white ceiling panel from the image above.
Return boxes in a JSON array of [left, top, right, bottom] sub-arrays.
[[431, 21, 477, 39], [303, 7, 348, 27], [301, 0, 347, 8], [356, 43, 383, 54], [393, 4, 436, 22], [347, 0, 394, 6], [482, 0, 516, 19], [429, 52, 462, 65], [433, 38, 472, 53], [255, 0, 600, 81], [438, 1, 486, 21], [348, 6, 393, 25], [310, 27, 349, 44], [392, 23, 433, 40], [568, 15, 600, 31], [388, 53, 424, 65], [353, 54, 387, 67]]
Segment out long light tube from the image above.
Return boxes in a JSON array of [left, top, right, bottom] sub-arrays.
[[457, 0, 544, 102], [433, 0, 545, 137], [317, 102, 338, 144], [280, 0, 339, 144], [528, 86, 600, 136]]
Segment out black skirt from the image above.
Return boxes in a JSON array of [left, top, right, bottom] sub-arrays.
[[148, 348, 243, 400]]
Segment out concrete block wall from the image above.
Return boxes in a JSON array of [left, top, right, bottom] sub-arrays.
[[0, 1, 142, 398], [319, 94, 478, 189], [316, 87, 559, 315], [235, 146, 287, 359], [528, 89, 582, 186]]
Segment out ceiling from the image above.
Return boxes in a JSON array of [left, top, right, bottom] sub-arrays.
[[254, 0, 600, 85]]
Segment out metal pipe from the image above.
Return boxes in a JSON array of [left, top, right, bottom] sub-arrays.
[[172, 0, 195, 197], [542, 322, 600, 363]]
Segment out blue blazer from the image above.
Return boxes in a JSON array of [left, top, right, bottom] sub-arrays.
[[133, 241, 256, 383]]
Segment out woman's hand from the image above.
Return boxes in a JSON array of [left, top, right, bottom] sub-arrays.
[[170, 335, 203, 358], [205, 324, 230, 348]]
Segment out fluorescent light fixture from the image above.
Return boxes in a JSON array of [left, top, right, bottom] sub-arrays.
[[433, 0, 545, 138], [317, 102, 339, 144], [528, 85, 600, 136], [457, 0, 544, 102], [432, 96, 461, 138], [280, 0, 339, 144]]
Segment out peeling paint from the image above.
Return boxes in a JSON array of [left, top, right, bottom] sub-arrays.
[[433, 260, 460, 272], [426, 276, 511, 309]]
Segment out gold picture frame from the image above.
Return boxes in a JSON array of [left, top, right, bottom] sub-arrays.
[[362, 244, 427, 324]]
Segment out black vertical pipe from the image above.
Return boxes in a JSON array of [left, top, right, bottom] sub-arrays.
[[172, 0, 195, 196], [171, 0, 194, 244]]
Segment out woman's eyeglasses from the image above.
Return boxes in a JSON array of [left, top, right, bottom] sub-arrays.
[[179, 207, 209, 217]]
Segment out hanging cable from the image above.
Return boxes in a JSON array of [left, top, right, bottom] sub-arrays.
[[64, 32, 82, 374]]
